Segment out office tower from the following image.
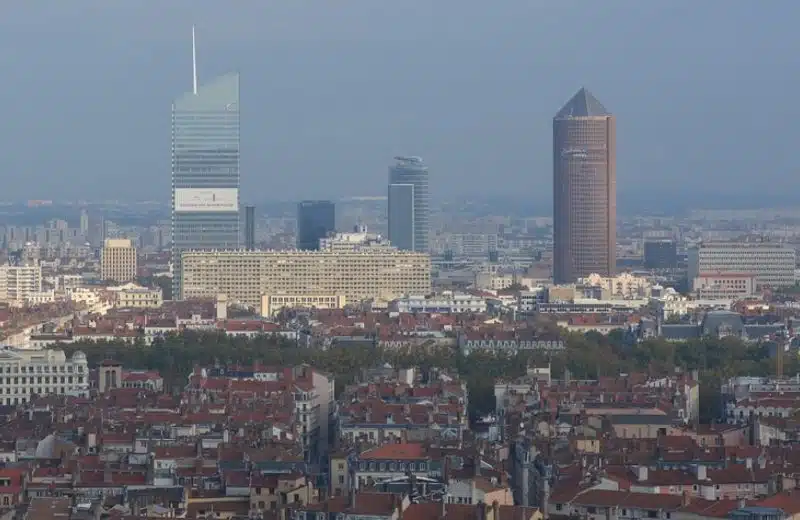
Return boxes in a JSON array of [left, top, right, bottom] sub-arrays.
[[171, 27, 240, 298], [79, 209, 89, 236], [244, 205, 256, 251], [101, 239, 137, 283], [297, 201, 335, 250], [181, 249, 431, 315], [388, 156, 429, 252], [644, 240, 678, 269], [553, 88, 616, 283], [687, 240, 796, 289]]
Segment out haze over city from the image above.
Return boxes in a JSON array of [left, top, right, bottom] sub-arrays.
[[0, 1, 798, 212]]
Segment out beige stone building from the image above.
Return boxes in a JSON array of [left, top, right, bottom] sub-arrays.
[[100, 239, 137, 283], [180, 250, 431, 313]]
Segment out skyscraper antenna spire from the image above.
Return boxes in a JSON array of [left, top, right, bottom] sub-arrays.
[[192, 25, 198, 95]]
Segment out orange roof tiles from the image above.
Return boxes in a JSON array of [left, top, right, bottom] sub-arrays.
[[361, 443, 426, 460]]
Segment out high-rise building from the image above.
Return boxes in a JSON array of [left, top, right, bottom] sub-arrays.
[[0, 262, 42, 305], [388, 156, 429, 252], [79, 209, 89, 236], [171, 27, 240, 298], [100, 239, 137, 283], [644, 240, 678, 269], [297, 201, 335, 250], [553, 88, 616, 283], [244, 205, 256, 251]]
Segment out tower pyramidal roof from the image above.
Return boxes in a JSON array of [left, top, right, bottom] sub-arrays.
[[555, 87, 610, 118]]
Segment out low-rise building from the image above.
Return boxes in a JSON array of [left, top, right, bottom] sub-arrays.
[[390, 292, 487, 314], [0, 347, 88, 405]]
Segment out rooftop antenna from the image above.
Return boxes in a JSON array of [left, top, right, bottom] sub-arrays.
[[192, 25, 198, 95]]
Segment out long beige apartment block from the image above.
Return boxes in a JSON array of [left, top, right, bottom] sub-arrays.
[[181, 249, 431, 312]]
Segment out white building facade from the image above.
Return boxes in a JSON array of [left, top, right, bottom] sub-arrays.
[[0, 348, 89, 405], [391, 292, 487, 314], [0, 263, 43, 306], [688, 241, 796, 289]]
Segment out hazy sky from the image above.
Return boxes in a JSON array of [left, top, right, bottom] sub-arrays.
[[0, 1, 797, 211]]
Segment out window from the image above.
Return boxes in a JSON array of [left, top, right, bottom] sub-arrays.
[[556, 505, 563, 511], [648, 511, 658, 518]]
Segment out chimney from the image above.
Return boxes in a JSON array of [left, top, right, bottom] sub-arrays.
[[441, 496, 447, 519], [103, 463, 112, 484], [738, 498, 747, 509], [682, 491, 691, 507], [695, 465, 707, 481], [745, 457, 753, 470], [492, 500, 500, 520], [636, 465, 648, 482]]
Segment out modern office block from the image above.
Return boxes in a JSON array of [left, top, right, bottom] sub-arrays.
[[297, 200, 335, 250], [171, 27, 240, 298], [244, 205, 256, 251], [388, 156, 429, 252]]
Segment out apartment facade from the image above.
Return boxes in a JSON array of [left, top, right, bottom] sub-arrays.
[[181, 250, 431, 313], [0, 348, 89, 405], [687, 241, 796, 289], [116, 287, 164, 309], [100, 239, 137, 283], [0, 263, 42, 305]]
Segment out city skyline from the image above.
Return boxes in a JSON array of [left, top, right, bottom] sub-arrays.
[[0, 2, 797, 208]]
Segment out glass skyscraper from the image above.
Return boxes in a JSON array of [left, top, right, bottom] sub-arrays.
[[296, 200, 336, 250], [171, 72, 240, 299], [388, 156, 429, 252]]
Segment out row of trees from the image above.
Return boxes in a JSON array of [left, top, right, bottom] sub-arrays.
[[62, 330, 792, 423]]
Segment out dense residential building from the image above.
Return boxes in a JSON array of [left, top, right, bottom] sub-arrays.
[[114, 285, 164, 308], [0, 348, 88, 405], [0, 262, 42, 306], [171, 28, 240, 299], [578, 272, 653, 299], [320, 225, 395, 252], [262, 294, 347, 317], [390, 293, 487, 314], [553, 87, 616, 283], [388, 156, 430, 252], [687, 240, 796, 289], [180, 249, 431, 313], [100, 238, 137, 283], [297, 200, 336, 250], [692, 272, 757, 300]]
